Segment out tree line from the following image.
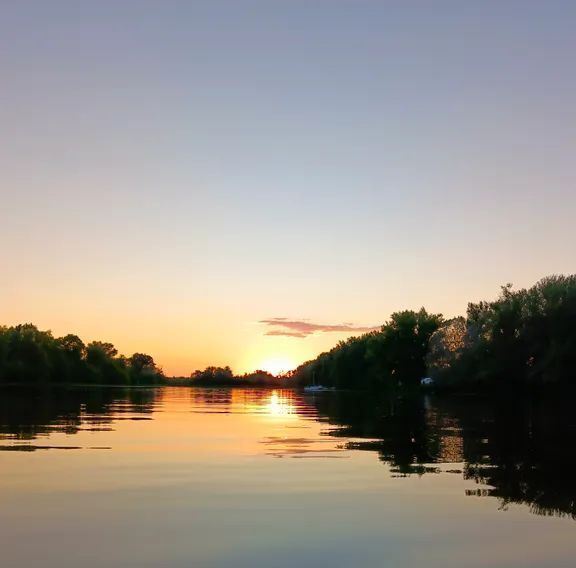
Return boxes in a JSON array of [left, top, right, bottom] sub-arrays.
[[2, 274, 573, 390], [293, 274, 576, 391], [0, 324, 288, 387], [173, 366, 293, 387], [0, 324, 164, 385]]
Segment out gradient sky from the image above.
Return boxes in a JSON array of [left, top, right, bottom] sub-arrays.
[[1, 1, 575, 375]]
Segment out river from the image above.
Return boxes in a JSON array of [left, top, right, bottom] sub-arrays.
[[0, 386, 574, 567]]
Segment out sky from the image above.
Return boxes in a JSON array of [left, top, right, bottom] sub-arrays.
[[1, 1, 575, 376]]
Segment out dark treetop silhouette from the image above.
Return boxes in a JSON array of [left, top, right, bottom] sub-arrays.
[[293, 274, 576, 392], [1, 274, 575, 391]]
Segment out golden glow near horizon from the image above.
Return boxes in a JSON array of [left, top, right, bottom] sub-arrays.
[[257, 356, 297, 376], [2, 1, 576, 379]]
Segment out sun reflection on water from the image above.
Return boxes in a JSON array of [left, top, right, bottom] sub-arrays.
[[264, 390, 296, 418]]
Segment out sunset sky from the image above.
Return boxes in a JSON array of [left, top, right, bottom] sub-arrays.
[[2, 1, 575, 376]]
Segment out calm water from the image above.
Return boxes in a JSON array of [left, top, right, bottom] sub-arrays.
[[1, 386, 575, 568]]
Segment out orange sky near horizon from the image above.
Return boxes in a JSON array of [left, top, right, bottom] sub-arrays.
[[2, 2, 575, 376], [0, 299, 379, 376], [1, 269, 566, 376]]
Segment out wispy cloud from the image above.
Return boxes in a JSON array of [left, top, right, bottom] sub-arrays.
[[260, 318, 379, 338], [265, 330, 309, 338]]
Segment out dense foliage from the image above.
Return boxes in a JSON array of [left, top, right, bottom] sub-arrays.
[[427, 275, 576, 389], [293, 308, 443, 390], [184, 366, 293, 387], [3, 275, 573, 391], [295, 275, 576, 391], [0, 324, 164, 385]]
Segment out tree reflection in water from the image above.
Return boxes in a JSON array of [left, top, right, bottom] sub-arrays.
[[0, 386, 158, 442], [310, 390, 576, 519], [0, 386, 575, 519]]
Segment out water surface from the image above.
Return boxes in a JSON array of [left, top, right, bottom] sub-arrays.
[[0, 386, 575, 568]]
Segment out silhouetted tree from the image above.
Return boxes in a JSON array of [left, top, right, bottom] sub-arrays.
[[427, 275, 576, 389], [0, 325, 166, 385], [293, 309, 442, 390], [190, 366, 235, 384], [128, 353, 163, 384]]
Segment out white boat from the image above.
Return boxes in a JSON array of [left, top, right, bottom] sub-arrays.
[[303, 384, 333, 393], [303, 372, 334, 392]]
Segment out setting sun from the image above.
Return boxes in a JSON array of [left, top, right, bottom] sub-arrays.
[[258, 357, 296, 376]]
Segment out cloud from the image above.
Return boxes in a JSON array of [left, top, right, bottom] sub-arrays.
[[265, 330, 309, 338], [260, 318, 379, 338]]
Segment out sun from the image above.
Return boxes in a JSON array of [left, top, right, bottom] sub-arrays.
[[258, 357, 296, 376]]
